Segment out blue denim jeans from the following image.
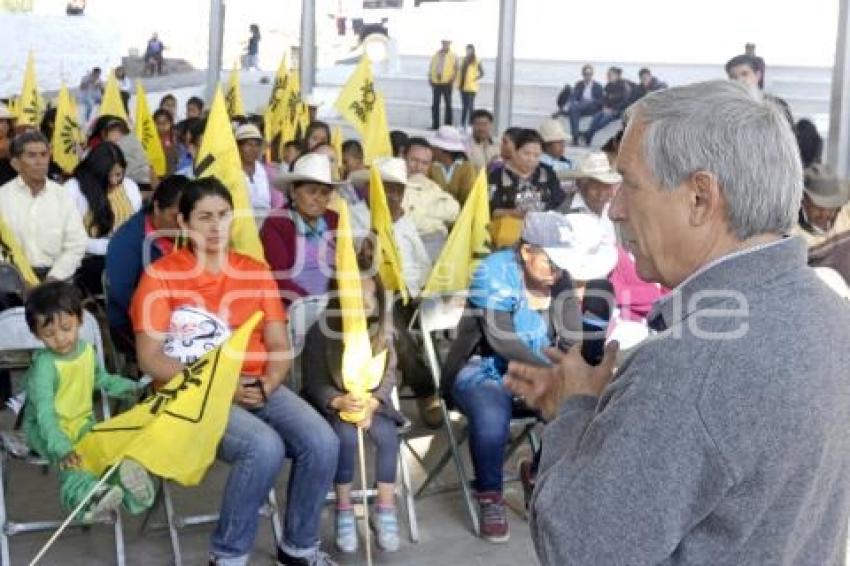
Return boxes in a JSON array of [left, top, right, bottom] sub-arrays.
[[330, 412, 399, 485], [568, 99, 601, 142], [211, 386, 339, 562], [585, 109, 620, 146], [451, 361, 515, 493]]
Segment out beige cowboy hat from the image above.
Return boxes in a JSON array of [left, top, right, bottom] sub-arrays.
[[565, 151, 623, 184], [538, 119, 568, 143], [274, 153, 343, 189], [804, 164, 850, 209], [234, 123, 264, 142], [348, 156, 409, 187], [429, 125, 466, 153]]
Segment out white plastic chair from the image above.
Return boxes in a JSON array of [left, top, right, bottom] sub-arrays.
[[0, 307, 127, 565]]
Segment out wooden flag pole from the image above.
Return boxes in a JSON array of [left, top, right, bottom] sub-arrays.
[[29, 460, 122, 565], [357, 426, 373, 566]]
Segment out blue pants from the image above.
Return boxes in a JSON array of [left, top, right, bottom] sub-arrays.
[[330, 412, 399, 485], [451, 364, 515, 493], [212, 386, 338, 562], [568, 99, 600, 142], [461, 91, 476, 126], [585, 110, 620, 146]]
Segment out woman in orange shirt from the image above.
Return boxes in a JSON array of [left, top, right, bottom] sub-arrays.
[[130, 177, 338, 565]]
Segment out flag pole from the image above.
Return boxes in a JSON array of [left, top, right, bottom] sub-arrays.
[[29, 460, 122, 566], [357, 426, 373, 566]]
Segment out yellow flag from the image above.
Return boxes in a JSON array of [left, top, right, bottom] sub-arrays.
[[195, 87, 264, 263], [334, 56, 392, 164], [331, 125, 343, 177], [18, 51, 43, 128], [264, 56, 291, 142], [0, 215, 39, 286], [368, 163, 409, 303], [7, 97, 19, 121], [134, 81, 167, 176], [336, 200, 387, 423], [225, 65, 245, 118], [423, 169, 492, 295], [99, 69, 129, 122], [75, 312, 263, 485], [51, 84, 82, 175]]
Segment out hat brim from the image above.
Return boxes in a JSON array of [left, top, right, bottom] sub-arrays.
[[804, 188, 850, 209], [430, 140, 466, 153], [565, 171, 622, 184], [348, 169, 408, 187], [236, 135, 264, 143], [272, 174, 342, 190], [544, 244, 618, 281]]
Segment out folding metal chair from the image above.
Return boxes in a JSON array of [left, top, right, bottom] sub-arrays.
[[410, 295, 541, 536], [0, 307, 127, 565]]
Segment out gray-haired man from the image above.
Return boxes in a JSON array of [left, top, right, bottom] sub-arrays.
[[505, 80, 850, 564]]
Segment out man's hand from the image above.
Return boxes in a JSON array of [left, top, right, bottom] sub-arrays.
[[504, 342, 618, 421], [60, 451, 82, 470]]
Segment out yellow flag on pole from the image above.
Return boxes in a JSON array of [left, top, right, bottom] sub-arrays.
[[225, 65, 245, 118], [336, 200, 387, 423], [264, 56, 291, 142], [51, 84, 82, 175], [134, 81, 167, 176], [75, 312, 262, 485], [0, 215, 39, 287], [194, 87, 265, 263], [18, 51, 43, 128], [423, 168, 492, 295], [331, 126, 344, 178], [368, 163, 409, 303], [99, 69, 129, 122], [334, 56, 392, 164]]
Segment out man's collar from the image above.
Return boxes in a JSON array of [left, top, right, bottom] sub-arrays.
[[647, 237, 801, 332]]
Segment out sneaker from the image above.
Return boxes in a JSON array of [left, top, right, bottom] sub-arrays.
[[276, 547, 338, 566], [81, 484, 123, 522], [477, 491, 510, 543], [118, 458, 155, 508], [417, 394, 443, 429], [370, 505, 400, 552], [519, 458, 536, 509], [335, 506, 358, 553]]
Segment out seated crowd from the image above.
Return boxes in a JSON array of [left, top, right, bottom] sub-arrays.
[[0, 45, 844, 565]]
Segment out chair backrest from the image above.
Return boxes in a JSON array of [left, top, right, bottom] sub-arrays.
[[0, 307, 105, 368], [286, 294, 329, 359], [418, 294, 466, 392]]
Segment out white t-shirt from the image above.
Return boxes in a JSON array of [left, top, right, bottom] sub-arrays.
[[244, 161, 271, 226]]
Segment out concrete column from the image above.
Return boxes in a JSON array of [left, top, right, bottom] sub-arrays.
[[493, 0, 517, 134], [828, 0, 850, 177], [300, 0, 316, 97], [205, 0, 225, 102]]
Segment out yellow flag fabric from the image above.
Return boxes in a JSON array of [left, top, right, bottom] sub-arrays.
[[18, 52, 43, 128], [423, 168, 492, 295], [335, 200, 387, 423], [134, 81, 167, 176], [195, 87, 264, 263], [51, 84, 82, 175], [75, 312, 262, 485], [264, 56, 291, 142], [98, 70, 129, 122], [368, 164, 409, 303], [7, 97, 19, 121], [225, 66, 246, 118], [0, 215, 39, 286], [334, 56, 392, 164]]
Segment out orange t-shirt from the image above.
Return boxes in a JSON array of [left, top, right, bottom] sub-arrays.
[[130, 248, 286, 377]]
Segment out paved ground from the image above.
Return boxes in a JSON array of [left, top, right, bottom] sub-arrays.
[[3, 400, 540, 566]]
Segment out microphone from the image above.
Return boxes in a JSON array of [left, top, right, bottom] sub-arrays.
[[581, 279, 615, 366]]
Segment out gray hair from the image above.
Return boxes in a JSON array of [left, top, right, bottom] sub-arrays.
[[625, 80, 802, 239]]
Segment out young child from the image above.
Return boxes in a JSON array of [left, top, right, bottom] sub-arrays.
[[22, 280, 155, 520], [301, 271, 405, 554]]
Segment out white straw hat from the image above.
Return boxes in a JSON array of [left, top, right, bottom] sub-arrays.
[[429, 126, 466, 153], [274, 153, 342, 189], [348, 157, 409, 187], [538, 119, 568, 143], [565, 152, 622, 184]]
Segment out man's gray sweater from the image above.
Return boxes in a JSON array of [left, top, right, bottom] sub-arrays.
[[531, 237, 850, 565]]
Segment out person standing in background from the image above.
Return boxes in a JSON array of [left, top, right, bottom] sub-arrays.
[[244, 24, 261, 71], [429, 40, 457, 130], [459, 44, 484, 132]]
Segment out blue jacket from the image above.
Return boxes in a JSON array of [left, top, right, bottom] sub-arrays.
[[571, 80, 604, 105], [105, 210, 164, 334]]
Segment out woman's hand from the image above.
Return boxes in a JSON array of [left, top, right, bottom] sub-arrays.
[[356, 397, 381, 430], [331, 393, 367, 414], [234, 378, 266, 408]]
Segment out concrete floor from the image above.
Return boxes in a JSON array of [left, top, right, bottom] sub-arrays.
[[3, 401, 540, 566]]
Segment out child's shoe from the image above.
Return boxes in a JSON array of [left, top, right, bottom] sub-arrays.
[[370, 505, 400, 552], [82, 484, 123, 521], [335, 506, 358, 553], [117, 458, 155, 508]]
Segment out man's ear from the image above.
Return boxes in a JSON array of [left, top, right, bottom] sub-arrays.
[[688, 170, 722, 227], [9, 157, 19, 174]]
